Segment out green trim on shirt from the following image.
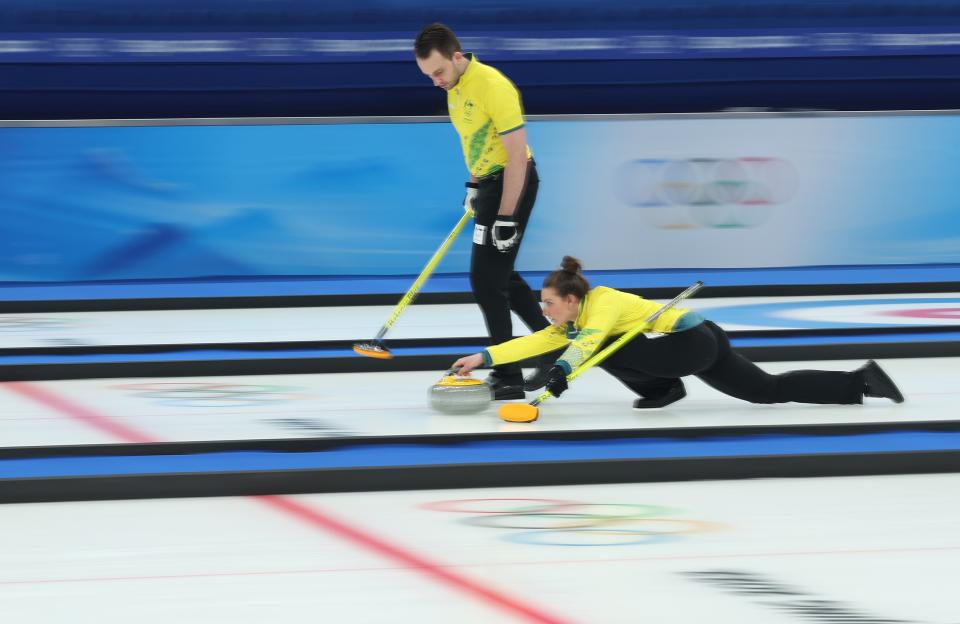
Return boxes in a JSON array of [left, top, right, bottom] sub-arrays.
[[467, 120, 493, 170], [672, 311, 705, 332], [482, 349, 493, 367]]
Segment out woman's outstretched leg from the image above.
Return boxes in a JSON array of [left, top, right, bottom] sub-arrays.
[[696, 321, 866, 405]]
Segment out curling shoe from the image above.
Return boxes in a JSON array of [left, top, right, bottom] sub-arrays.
[[522, 354, 558, 392], [858, 360, 904, 403], [632, 381, 686, 409], [485, 371, 526, 401]]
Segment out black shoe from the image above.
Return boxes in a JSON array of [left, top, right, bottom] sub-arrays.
[[523, 366, 551, 392], [485, 372, 526, 401], [523, 353, 561, 392], [858, 360, 904, 403], [633, 381, 686, 409], [493, 384, 525, 400]]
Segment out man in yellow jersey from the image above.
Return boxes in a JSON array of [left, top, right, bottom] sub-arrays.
[[414, 23, 554, 399]]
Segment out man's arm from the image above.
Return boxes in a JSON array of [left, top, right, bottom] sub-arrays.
[[497, 127, 528, 216]]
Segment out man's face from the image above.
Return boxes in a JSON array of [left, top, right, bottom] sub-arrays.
[[416, 50, 463, 91]]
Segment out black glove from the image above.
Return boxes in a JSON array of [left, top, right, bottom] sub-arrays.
[[492, 215, 520, 252], [545, 365, 569, 398]]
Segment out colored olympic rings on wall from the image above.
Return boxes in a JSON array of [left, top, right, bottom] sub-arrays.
[[613, 157, 797, 229], [421, 498, 722, 547]]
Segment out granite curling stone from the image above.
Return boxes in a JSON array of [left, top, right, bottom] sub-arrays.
[[428, 374, 492, 414]]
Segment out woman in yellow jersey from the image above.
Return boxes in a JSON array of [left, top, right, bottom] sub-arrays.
[[452, 256, 904, 408]]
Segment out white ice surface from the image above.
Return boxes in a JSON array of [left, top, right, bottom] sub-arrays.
[[1, 357, 952, 447], [1, 475, 957, 623]]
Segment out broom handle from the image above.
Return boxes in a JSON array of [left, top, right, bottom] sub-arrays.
[[374, 209, 474, 341]]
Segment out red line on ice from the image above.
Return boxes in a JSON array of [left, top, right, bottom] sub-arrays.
[[4, 381, 573, 624]]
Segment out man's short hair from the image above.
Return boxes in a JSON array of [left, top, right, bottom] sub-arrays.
[[415, 23, 462, 59]]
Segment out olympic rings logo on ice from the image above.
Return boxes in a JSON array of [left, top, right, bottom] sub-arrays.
[[113, 382, 307, 408], [421, 498, 722, 547], [613, 157, 798, 229], [0, 316, 78, 332]]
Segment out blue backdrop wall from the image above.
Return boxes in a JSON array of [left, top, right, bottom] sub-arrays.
[[2, 112, 959, 284]]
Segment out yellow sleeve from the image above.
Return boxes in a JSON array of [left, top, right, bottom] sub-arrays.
[[555, 294, 623, 373], [485, 324, 569, 366], [483, 75, 525, 135]]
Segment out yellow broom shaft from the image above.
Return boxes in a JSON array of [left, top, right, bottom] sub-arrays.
[[376, 209, 473, 338]]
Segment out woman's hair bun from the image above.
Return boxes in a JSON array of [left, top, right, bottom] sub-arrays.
[[543, 255, 590, 298], [560, 255, 583, 274]]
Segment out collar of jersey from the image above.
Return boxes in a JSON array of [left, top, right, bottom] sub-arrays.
[[457, 52, 478, 90], [572, 293, 588, 331]]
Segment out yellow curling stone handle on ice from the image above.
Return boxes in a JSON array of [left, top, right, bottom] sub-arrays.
[[438, 375, 485, 387]]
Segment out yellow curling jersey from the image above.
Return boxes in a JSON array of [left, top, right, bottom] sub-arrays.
[[485, 286, 692, 372], [448, 54, 533, 179]]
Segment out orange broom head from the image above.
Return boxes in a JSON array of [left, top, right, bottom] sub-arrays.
[[352, 342, 393, 359], [498, 403, 539, 423]]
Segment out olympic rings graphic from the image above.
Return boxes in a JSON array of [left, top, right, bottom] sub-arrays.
[[613, 157, 797, 229], [112, 382, 307, 408], [421, 498, 722, 547]]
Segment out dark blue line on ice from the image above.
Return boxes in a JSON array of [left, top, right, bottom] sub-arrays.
[[1, 431, 957, 479], [1, 331, 958, 365], [1, 264, 957, 301]]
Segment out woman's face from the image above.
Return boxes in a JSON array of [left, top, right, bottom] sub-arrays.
[[540, 287, 580, 325]]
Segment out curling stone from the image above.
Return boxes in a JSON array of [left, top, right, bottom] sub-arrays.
[[428, 373, 492, 414]]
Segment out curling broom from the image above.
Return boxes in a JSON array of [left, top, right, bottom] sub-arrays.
[[353, 209, 474, 359]]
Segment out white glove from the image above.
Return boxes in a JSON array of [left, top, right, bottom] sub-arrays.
[[492, 216, 520, 252], [463, 182, 479, 213]]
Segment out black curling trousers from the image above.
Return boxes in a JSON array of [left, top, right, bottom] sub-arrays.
[[599, 321, 864, 405], [470, 160, 549, 380]]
